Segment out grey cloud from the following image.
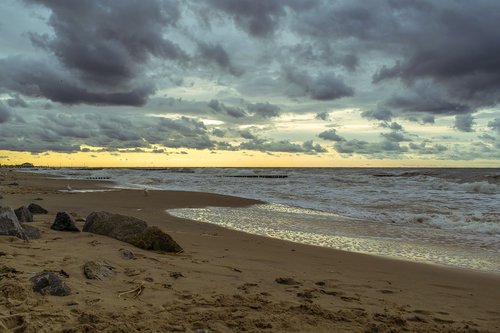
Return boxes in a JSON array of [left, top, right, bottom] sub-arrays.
[[212, 128, 226, 137], [1, 0, 186, 106], [240, 138, 326, 154], [334, 139, 407, 155], [409, 142, 448, 155], [361, 108, 393, 121], [206, 0, 313, 38], [6, 94, 28, 108], [197, 42, 243, 76], [208, 99, 247, 118], [488, 118, 500, 133], [454, 114, 474, 132], [315, 111, 330, 121], [318, 129, 343, 142], [0, 102, 11, 123], [380, 122, 403, 131], [0, 57, 154, 106], [239, 130, 256, 140], [283, 66, 354, 101], [380, 131, 412, 142], [246, 102, 280, 118]]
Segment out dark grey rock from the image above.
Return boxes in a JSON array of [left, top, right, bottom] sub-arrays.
[[120, 249, 135, 260], [83, 261, 114, 280], [0, 207, 28, 240], [22, 224, 41, 240], [28, 203, 48, 214], [30, 272, 70, 296], [51, 212, 80, 232], [14, 206, 33, 222], [275, 277, 300, 285], [84, 211, 182, 253]]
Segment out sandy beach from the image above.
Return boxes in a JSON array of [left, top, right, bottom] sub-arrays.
[[1, 169, 499, 333]]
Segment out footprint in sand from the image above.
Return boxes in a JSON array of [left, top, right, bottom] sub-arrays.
[[0, 314, 26, 333]]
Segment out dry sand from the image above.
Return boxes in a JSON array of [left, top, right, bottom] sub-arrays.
[[1, 169, 499, 332]]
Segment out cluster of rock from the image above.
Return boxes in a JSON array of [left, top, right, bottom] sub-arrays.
[[1, 200, 183, 297]]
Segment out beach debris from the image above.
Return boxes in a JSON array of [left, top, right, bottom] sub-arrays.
[[275, 277, 300, 285], [59, 269, 70, 278], [28, 203, 48, 214], [0, 207, 28, 240], [120, 249, 136, 260], [83, 261, 115, 280], [7, 182, 19, 186], [66, 184, 73, 192], [169, 272, 184, 279], [33, 197, 43, 201], [30, 271, 71, 296], [83, 211, 183, 253], [51, 211, 80, 232], [118, 282, 145, 298], [21, 224, 42, 240], [14, 206, 33, 222]]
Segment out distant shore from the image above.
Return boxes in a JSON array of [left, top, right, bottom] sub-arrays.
[[1, 169, 499, 332]]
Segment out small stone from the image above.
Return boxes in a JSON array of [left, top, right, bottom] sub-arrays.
[[275, 277, 300, 285], [31, 272, 71, 296], [120, 249, 135, 260], [83, 261, 114, 280], [51, 212, 80, 232], [14, 206, 33, 222], [28, 203, 48, 214]]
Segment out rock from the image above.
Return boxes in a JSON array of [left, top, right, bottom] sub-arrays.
[[22, 224, 41, 240], [51, 212, 80, 232], [275, 277, 300, 285], [30, 272, 70, 296], [83, 211, 182, 253], [83, 261, 114, 280], [0, 207, 28, 240], [120, 249, 135, 260], [14, 206, 33, 222], [28, 203, 48, 214]]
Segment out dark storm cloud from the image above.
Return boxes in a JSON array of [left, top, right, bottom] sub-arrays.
[[283, 66, 354, 101], [197, 42, 243, 76], [318, 129, 343, 142], [0, 0, 186, 106], [454, 114, 474, 133], [208, 100, 247, 118], [0, 102, 12, 123], [205, 0, 314, 38], [380, 131, 412, 142]]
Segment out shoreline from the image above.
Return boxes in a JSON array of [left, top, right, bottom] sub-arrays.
[[1, 169, 500, 332]]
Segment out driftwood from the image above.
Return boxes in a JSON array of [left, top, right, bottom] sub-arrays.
[[118, 282, 145, 298]]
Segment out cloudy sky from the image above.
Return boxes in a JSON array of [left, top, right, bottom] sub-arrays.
[[0, 0, 499, 167]]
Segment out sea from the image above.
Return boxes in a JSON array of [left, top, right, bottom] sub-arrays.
[[26, 167, 500, 273]]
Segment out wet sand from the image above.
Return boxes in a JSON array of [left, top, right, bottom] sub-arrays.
[[1, 169, 499, 332]]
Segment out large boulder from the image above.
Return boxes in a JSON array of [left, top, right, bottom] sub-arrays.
[[14, 206, 33, 222], [0, 207, 28, 240], [30, 272, 70, 296], [51, 212, 80, 232], [83, 211, 182, 253], [28, 203, 48, 214], [22, 224, 41, 240]]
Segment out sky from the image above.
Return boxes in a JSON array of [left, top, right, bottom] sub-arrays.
[[0, 0, 499, 167]]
